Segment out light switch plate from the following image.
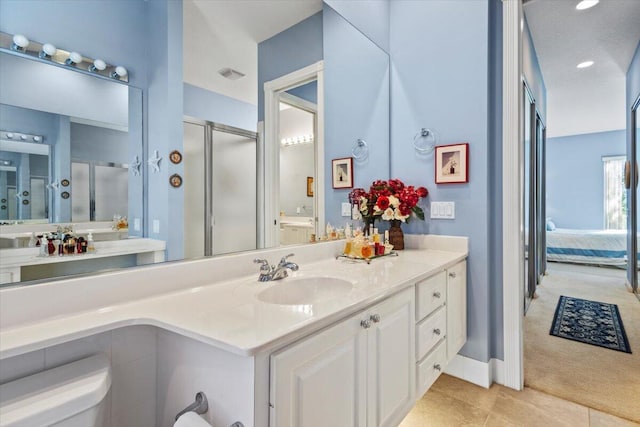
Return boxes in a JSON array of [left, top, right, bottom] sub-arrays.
[[341, 202, 352, 217], [153, 220, 160, 233], [430, 201, 455, 219], [134, 218, 141, 231]]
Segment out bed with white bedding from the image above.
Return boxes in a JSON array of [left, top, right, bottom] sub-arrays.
[[546, 228, 629, 267]]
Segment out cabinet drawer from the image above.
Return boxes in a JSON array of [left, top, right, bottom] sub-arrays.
[[416, 271, 446, 320], [416, 340, 447, 398], [416, 306, 446, 361]]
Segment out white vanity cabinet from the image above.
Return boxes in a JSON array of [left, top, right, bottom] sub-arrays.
[[415, 260, 467, 397], [269, 287, 415, 427]]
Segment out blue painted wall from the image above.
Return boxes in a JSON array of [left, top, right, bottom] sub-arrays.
[[323, 4, 390, 228], [390, 0, 492, 362], [546, 130, 625, 229], [257, 12, 323, 122], [286, 81, 318, 104], [488, 0, 504, 360], [523, 16, 547, 122], [184, 83, 257, 131], [324, 0, 390, 54]]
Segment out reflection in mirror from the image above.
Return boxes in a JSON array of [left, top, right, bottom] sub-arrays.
[[635, 97, 640, 297], [1, 0, 390, 286], [0, 49, 155, 286]]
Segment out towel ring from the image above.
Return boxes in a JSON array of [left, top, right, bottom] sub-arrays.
[[352, 138, 369, 161], [413, 128, 437, 153]]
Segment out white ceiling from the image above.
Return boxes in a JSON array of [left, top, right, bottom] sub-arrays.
[[524, 0, 640, 138], [183, 0, 322, 106]]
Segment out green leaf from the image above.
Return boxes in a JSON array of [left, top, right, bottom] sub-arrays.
[[413, 206, 425, 221]]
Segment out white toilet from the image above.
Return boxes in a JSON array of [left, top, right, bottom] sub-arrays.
[[0, 353, 111, 427]]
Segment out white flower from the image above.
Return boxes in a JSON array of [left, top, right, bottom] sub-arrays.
[[382, 207, 395, 221], [359, 197, 368, 213], [388, 195, 400, 208], [394, 210, 410, 222]]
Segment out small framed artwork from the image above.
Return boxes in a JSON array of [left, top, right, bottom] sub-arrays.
[[169, 173, 183, 188], [61, 191, 70, 199], [169, 150, 183, 164], [22, 199, 30, 205], [22, 190, 29, 197], [61, 179, 70, 187], [435, 143, 469, 184], [332, 157, 353, 189], [307, 176, 314, 197]]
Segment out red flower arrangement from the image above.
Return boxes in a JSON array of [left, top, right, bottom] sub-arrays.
[[348, 179, 428, 223]]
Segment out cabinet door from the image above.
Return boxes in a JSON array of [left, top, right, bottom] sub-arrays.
[[270, 314, 368, 427], [367, 287, 415, 427], [446, 261, 467, 361]]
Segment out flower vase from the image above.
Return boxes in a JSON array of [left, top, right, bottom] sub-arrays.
[[388, 219, 404, 250]]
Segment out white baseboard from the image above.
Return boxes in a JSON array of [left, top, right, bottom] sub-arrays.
[[444, 355, 505, 388]]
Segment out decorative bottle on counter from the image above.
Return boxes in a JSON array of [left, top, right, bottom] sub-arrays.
[[87, 233, 95, 253]]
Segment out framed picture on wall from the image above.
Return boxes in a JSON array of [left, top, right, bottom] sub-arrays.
[[307, 176, 314, 197], [435, 143, 469, 184], [332, 157, 353, 189]]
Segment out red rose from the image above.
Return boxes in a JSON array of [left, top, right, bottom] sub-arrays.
[[417, 187, 428, 198], [399, 203, 412, 216], [376, 196, 390, 210]]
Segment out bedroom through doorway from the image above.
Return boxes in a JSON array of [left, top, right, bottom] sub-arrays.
[[521, 0, 640, 422]]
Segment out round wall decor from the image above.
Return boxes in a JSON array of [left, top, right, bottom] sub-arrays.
[[169, 173, 183, 188], [22, 190, 29, 197], [1, 198, 6, 203], [61, 191, 70, 199], [169, 150, 183, 164], [61, 179, 70, 187], [22, 199, 29, 205]]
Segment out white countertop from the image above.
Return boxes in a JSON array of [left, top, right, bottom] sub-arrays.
[[0, 235, 467, 360], [0, 238, 165, 268]]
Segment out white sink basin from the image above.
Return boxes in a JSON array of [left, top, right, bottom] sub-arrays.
[[257, 277, 353, 305]]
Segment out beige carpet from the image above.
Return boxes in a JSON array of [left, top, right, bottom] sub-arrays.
[[524, 262, 640, 423]]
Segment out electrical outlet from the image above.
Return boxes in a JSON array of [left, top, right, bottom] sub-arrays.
[[153, 220, 160, 233], [134, 218, 141, 231], [341, 203, 352, 217]]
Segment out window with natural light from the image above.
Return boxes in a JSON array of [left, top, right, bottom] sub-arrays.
[[603, 156, 626, 230]]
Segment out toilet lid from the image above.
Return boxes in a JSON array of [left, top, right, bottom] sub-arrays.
[[0, 353, 111, 427]]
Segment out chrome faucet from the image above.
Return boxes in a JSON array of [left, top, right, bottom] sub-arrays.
[[254, 253, 299, 282]]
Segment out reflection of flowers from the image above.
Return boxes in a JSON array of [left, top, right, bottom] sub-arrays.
[[349, 179, 428, 223]]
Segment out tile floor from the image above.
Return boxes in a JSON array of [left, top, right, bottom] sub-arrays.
[[399, 374, 640, 427]]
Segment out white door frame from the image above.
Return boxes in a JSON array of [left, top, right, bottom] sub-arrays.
[[502, 0, 524, 390], [263, 61, 325, 248]]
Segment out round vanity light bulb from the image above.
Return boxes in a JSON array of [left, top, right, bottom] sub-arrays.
[[93, 59, 106, 71], [12, 34, 30, 49], [67, 51, 83, 65], [114, 66, 128, 78], [20, 135, 27, 140], [33, 136, 42, 142], [42, 43, 57, 56], [6, 133, 14, 139]]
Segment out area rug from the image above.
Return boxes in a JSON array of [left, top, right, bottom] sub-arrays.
[[549, 295, 632, 353]]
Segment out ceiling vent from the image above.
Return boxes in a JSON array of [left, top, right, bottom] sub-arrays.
[[218, 67, 245, 80]]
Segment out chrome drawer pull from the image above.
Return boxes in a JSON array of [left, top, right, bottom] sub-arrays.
[[434, 363, 441, 371], [433, 291, 441, 298], [449, 272, 456, 278], [360, 319, 372, 329], [370, 313, 381, 323], [433, 328, 441, 336]]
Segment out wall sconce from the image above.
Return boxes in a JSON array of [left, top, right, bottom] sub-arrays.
[[110, 66, 128, 80], [11, 34, 29, 51], [39, 43, 57, 59], [65, 51, 83, 66], [89, 59, 106, 73]]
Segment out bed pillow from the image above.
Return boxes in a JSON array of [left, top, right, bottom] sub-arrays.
[[546, 219, 556, 231]]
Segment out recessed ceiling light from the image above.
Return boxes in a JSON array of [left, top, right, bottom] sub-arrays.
[[576, 0, 599, 10], [218, 67, 245, 80], [577, 61, 594, 69]]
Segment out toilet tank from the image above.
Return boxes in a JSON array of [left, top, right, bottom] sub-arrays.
[[0, 353, 111, 427]]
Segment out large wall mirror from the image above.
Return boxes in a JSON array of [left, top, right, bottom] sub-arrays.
[[0, 0, 389, 286]]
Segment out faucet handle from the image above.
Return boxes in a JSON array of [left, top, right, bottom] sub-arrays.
[[254, 258, 271, 272], [279, 253, 295, 264]]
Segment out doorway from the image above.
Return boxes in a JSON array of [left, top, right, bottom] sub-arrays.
[[183, 119, 258, 259]]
